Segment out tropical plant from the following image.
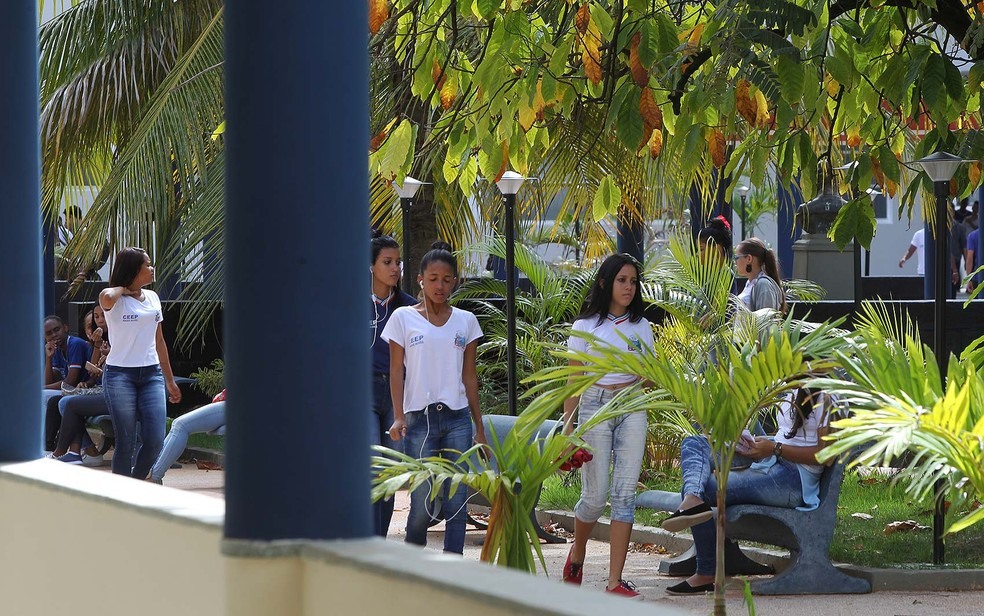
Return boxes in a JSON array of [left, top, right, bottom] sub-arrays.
[[815, 302, 984, 535], [370, 389, 652, 573], [522, 237, 845, 615], [190, 358, 224, 399], [452, 236, 594, 414]]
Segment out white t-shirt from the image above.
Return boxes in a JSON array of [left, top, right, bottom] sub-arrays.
[[568, 314, 654, 386], [381, 306, 482, 413], [773, 391, 833, 475], [105, 290, 164, 367], [911, 229, 925, 275]]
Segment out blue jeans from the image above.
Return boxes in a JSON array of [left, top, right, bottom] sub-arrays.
[[402, 404, 473, 553], [370, 373, 401, 537], [575, 386, 647, 524], [150, 401, 225, 482], [680, 435, 803, 575], [103, 364, 167, 478]]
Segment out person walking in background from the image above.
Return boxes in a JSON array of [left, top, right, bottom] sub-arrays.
[[382, 241, 486, 554], [899, 228, 925, 275], [100, 247, 182, 478], [561, 253, 654, 600], [368, 230, 416, 536], [968, 226, 981, 294], [734, 238, 786, 313]]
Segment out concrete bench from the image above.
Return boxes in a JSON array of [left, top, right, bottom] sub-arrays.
[[726, 459, 871, 594]]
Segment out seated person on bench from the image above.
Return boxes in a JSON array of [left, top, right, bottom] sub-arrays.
[[661, 387, 833, 595], [148, 389, 226, 484], [42, 315, 90, 418], [48, 309, 110, 465]]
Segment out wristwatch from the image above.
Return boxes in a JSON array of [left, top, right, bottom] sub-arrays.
[[773, 441, 783, 458]]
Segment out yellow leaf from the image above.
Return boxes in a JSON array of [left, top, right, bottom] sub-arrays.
[[970, 162, 982, 188], [707, 128, 726, 168], [753, 90, 770, 128], [440, 77, 457, 110], [629, 32, 647, 87], [639, 88, 662, 132], [648, 130, 663, 159], [846, 125, 861, 148], [735, 80, 757, 126]]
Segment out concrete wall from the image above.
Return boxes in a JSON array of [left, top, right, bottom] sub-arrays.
[[0, 461, 684, 616]]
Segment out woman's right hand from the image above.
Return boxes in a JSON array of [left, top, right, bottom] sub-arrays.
[[388, 418, 406, 442]]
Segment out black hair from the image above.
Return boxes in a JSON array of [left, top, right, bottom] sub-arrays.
[[109, 247, 149, 288], [578, 253, 646, 325], [419, 240, 457, 277], [784, 387, 819, 439], [370, 228, 400, 264], [698, 216, 732, 255], [43, 314, 65, 326]]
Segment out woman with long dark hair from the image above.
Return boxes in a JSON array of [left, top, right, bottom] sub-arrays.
[[734, 237, 786, 313], [99, 247, 181, 478], [561, 253, 654, 600], [369, 230, 416, 536], [662, 388, 833, 594]]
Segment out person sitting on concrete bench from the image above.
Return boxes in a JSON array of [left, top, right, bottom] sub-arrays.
[[661, 387, 833, 595], [148, 389, 226, 484], [42, 314, 90, 426], [46, 308, 111, 465]]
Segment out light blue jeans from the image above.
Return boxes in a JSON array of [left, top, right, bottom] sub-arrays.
[[150, 400, 225, 482], [402, 404, 473, 554], [680, 435, 803, 575], [575, 386, 647, 524], [102, 364, 167, 478]]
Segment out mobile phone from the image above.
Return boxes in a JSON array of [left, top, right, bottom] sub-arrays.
[[86, 361, 103, 376]]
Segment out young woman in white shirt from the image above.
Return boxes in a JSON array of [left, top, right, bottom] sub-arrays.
[[734, 237, 786, 313], [561, 253, 654, 600], [381, 241, 486, 554], [99, 247, 182, 478]]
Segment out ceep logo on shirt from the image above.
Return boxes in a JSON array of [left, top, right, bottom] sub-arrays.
[[409, 334, 424, 348], [122, 314, 139, 321]]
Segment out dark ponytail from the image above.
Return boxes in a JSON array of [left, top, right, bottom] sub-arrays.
[[698, 216, 733, 255], [784, 387, 818, 439], [736, 237, 787, 313], [419, 240, 457, 277]]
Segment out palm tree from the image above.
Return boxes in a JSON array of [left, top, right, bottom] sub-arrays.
[[41, 0, 224, 344], [815, 302, 984, 535]]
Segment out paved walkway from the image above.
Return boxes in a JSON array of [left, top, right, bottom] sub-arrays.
[[90, 458, 984, 615]]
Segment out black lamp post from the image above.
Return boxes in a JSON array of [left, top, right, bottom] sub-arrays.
[[393, 177, 424, 295], [495, 171, 527, 416], [736, 185, 750, 241], [910, 150, 967, 565]]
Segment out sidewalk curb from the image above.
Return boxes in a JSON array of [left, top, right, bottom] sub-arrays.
[[181, 446, 224, 466], [536, 508, 984, 592]]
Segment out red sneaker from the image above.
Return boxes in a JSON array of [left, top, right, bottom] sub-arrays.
[[562, 550, 583, 585], [605, 580, 642, 600]]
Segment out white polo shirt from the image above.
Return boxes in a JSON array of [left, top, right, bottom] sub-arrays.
[[381, 306, 482, 413], [911, 229, 925, 275], [568, 313, 654, 386]]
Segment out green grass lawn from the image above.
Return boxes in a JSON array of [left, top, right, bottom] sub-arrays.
[[538, 469, 984, 568]]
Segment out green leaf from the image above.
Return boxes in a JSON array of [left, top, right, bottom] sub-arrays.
[[943, 55, 965, 105], [476, 0, 500, 20], [652, 13, 678, 54], [592, 176, 621, 222], [615, 86, 645, 152], [826, 55, 855, 90], [637, 21, 658, 68], [969, 62, 984, 94], [370, 119, 415, 182], [879, 144, 900, 183], [210, 120, 225, 140], [828, 197, 876, 250], [775, 54, 805, 104], [922, 54, 946, 120], [457, 155, 478, 195]]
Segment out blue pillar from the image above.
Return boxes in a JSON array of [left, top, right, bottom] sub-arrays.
[[224, 0, 370, 539], [617, 208, 645, 263], [0, 4, 42, 461], [777, 180, 803, 279], [924, 217, 936, 300]]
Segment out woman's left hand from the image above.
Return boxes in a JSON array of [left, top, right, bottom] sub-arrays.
[[166, 379, 182, 403], [744, 436, 776, 460]]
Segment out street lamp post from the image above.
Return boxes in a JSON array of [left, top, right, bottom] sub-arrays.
[[394, 177, 425, 295], [495, 171, 527, 416], [911, 150, 967, 565], [736, 185, 750, 241]]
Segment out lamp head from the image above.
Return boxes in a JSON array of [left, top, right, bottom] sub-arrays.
[[910, 151, 967, 183], [736, 185, 750, 198], [394, 176, 424, 199], [496, 170, 526, 196]]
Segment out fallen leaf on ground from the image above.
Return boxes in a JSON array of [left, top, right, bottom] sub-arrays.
[[194, 458, 224, 471], [851, 512, 874, 520], [883, 520, 929, 535], [628, 542, 669, 555]]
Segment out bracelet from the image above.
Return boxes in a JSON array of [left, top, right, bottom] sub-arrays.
[[773, 441, 783, 458]]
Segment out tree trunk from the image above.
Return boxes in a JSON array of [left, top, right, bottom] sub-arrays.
[[714, 473, 728, 615]]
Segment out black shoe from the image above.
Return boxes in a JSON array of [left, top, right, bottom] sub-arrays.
[[661, 502, 713, 533], [666, 580, 714, 595]]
